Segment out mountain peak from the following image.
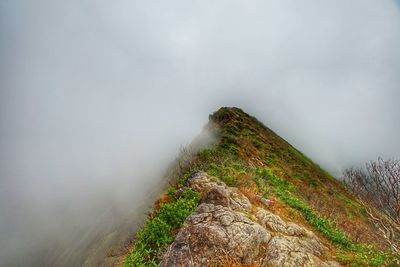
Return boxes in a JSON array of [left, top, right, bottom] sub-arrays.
[[123, 108, 399, 266]]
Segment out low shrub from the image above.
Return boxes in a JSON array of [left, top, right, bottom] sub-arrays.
[[124, 188, 201, 266]]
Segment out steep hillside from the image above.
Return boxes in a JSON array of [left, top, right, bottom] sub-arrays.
[[124, 107, 399, 266]]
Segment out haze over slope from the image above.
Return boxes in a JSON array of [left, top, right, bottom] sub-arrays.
[[125, 107, 399, 266], [1, 0, 400, 266]]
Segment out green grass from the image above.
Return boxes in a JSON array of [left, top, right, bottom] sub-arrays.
[[337, 194, 368, 219], [255, 167, 398, 266], [256, 168, 352, 249], [197, 145, 250, 187], [289, 146, 314, 167], [124, 189, 201, 266], [305, 175, 318, 188], [125, 107, 400, 266], [207, 163, 237, 186], [266, 155, 276, 165], [242, 128, 264, 148]]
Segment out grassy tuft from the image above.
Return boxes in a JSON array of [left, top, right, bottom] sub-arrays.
[[124, 189, 201, 266]]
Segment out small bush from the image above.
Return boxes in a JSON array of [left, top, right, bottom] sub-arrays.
[[158, 190, 201, 229], [125, 188, 201, 266]]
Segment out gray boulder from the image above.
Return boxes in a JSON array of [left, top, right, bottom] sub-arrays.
[[160, 172, 341, 267]]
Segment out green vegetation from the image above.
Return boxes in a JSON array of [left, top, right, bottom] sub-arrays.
[[256, 168, 352, 249], [255, 167, 397, 266], [337, 194, 368, 218], [305, 175, 318, 188], [124, 107, 399, 266], [124, 189, 201, 266], [289, 146, 314, 167], [242, 128, 264, 148]]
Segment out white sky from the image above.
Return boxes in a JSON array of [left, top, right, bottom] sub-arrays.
[[1, 1, 400, 266]]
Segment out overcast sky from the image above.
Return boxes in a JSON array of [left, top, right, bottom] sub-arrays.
[[1, 0, 400, 266]]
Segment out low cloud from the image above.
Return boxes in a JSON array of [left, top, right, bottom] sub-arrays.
[[1, 0, 399, 266]]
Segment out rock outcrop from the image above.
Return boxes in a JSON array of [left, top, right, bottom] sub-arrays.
[[160, 172, 340, 266]]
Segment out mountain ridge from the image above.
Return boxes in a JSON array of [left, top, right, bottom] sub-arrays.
[[122, 107, 399, 266]]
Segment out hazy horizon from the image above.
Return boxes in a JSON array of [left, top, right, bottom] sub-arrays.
[[1, 0, 400, 266]]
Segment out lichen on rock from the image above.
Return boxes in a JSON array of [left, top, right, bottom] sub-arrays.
[[160, 172, 340, 266]]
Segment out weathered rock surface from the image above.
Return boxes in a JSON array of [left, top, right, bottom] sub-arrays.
[[160, 172, 340, 267], [265, 235, 340, 267], [160, 203, 270, 266], [187, 171, 252, 212], [255, 208, 315, 238]]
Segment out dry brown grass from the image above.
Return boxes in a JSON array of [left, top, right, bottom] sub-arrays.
[[149, 193, 171, 219], [238, 185, 262, 205]]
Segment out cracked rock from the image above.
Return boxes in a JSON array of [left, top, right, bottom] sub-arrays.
[[160, 204, 271, 266], [160, 172, 341, 267]]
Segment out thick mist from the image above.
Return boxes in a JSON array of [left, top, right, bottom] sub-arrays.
[[1, 0, 400, 266]]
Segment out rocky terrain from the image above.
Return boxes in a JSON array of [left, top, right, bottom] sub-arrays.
[[122, 107, 400, 266], [161, 172, 340, 266]]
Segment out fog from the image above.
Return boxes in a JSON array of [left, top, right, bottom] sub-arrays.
[[1, 0, 400, 266]]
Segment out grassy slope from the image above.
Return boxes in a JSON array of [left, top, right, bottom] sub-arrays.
[[125, 107, 399, 266]]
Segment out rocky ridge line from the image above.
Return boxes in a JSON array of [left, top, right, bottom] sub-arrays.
[[160, 172, 340, 267]]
